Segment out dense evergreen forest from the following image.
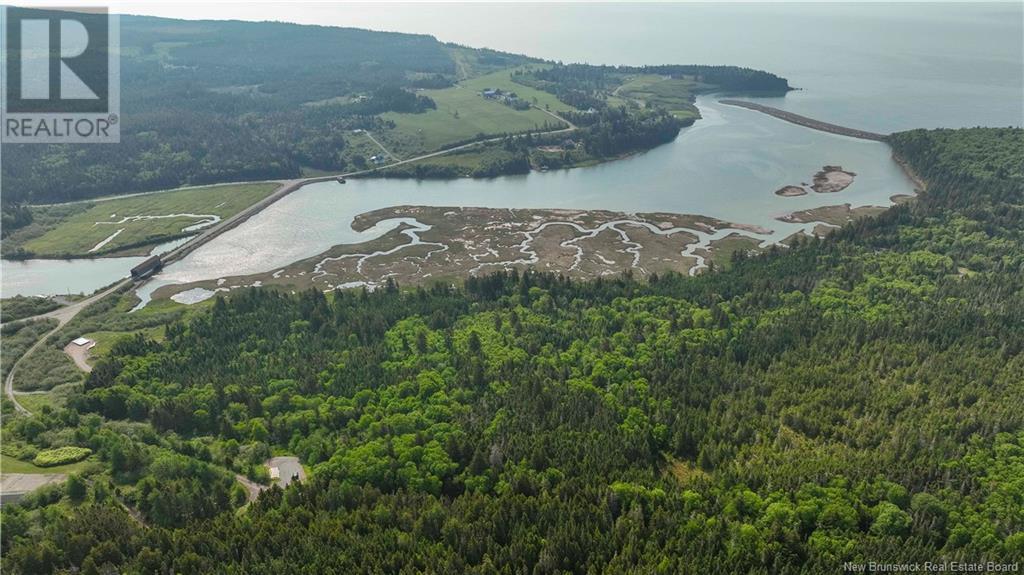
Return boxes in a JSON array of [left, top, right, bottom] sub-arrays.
[[2, 128, 1021, 573], [516, 63, 790, 103]]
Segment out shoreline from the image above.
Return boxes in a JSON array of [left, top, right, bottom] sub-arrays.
[[891, 152, 927, 192]]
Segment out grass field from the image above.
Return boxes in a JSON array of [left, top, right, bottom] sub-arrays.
[[705, 233, 764, 269], [1, 453, 93, 475], [18, 183, 279, 258], [380, 68, 571, 156], [614, 74, 700, 119], [83, 326, 167, 358], [12, 383, 75, 413], [379, 143, 527, 177]]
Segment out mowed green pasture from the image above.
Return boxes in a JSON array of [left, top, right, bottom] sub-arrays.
[[381, 143, 527, 177], [83, 326, 167, 359], [23, 183, 279, 258], [615, 74, 700, 119], [380, 68, 572, 156], [0, 453, 94, 475], [11, 383, 75, 413]]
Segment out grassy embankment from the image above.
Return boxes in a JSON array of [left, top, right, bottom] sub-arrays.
[[0, 454, 94, 475], [4, 183, 279, 260]]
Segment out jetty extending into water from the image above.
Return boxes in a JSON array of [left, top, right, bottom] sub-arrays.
[[719, 100, 888, 141]]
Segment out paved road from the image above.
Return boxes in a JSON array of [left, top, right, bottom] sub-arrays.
[[268, 456, 306, 488], [234, 456, 306, 503], [234, 473, 264, 503], [0, 473, 66, 505]]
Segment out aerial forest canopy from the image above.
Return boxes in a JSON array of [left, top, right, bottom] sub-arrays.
[[2, 127, 1021, 573], [1, 13, 788, 207]]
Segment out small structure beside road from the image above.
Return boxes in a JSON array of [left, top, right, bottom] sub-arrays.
[[71, 337, 94, 347], [65, 337, 97, 373], [267, 456, 305, 488]]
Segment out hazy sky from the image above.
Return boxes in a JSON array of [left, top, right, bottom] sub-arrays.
[[16, 1, 1020, 29], [15, 2, 1018, 55]]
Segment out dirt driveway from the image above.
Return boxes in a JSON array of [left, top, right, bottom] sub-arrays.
[[1, 473, 66, 505], [268, 456, 306, 488], [63, 342, 94, 373]]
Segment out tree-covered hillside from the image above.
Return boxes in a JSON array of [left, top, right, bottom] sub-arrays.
[[0, 12, 788, 210], [0, 13, 476, 206], [2, 128, 1021, 573]]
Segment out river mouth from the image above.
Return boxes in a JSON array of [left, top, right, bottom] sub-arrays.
[[3, 97, 917, 300]]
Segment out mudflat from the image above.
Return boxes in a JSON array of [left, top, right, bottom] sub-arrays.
[[812, 165, 857, 194], [154, 205, 770, 302], [775, 185, 809, 197]]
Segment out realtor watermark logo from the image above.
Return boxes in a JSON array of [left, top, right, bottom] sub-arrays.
[[844, 561, 1020, 573], [1, 6, 120, 143]]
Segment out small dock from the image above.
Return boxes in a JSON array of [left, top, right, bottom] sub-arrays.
[[719, 100, 888, 141]]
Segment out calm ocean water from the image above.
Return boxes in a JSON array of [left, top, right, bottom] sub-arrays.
[[315, 2, 1023, 132]]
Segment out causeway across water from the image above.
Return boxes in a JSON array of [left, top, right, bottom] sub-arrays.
[[719, 100, 888, 141]]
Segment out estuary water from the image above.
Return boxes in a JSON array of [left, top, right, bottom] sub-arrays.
[[135, 97, 914, 303], [3, 3, 1021, 298], [1, 237, 189, 298]]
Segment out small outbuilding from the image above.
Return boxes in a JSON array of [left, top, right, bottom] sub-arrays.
[[71, 337, 94, 347]]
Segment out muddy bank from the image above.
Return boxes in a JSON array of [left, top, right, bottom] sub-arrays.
[[891, 153, 927, 192], [155, 206, 771, 302], [775, 185, 808, 197], [812, 165, 857, 193], [774, 165, 856, 198]]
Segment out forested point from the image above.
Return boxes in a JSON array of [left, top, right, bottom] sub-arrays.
[[1, 128, 1021, 573]]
